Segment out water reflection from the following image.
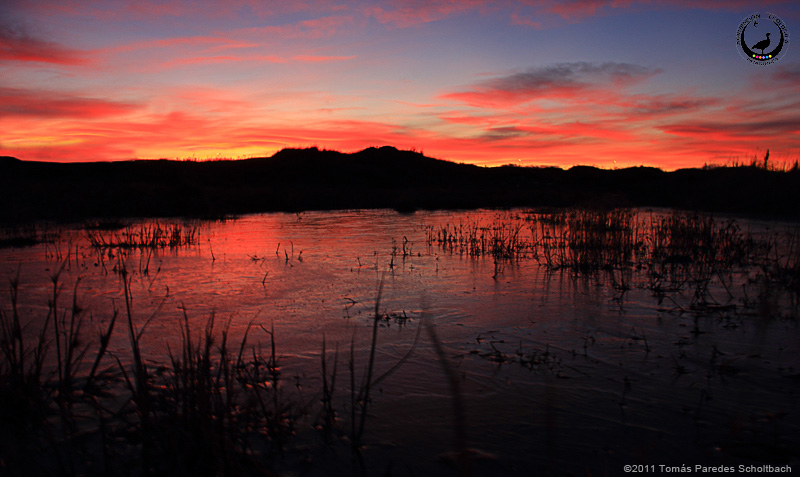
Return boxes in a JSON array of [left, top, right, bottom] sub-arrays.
[[1, 208, 798, 475]]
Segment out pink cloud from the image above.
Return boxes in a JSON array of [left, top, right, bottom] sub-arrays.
[[244, 15, 356, 40], [545, 0, 634, 20], [512, 0, 793, 22], [105, 35, 260, 54], [149, 52, 354, 70], [767, 63, 800, 92], [365, 0, 488, 28], [18, 0, 347, 21], [291, 54, 355, 62], [156, 54, 286, 69], [510, 13, 542, 28]]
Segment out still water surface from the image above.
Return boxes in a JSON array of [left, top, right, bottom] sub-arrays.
[[2, 209, 798, 475]]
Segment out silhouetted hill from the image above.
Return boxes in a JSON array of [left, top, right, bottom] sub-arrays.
[[1, 147, 798, 222]]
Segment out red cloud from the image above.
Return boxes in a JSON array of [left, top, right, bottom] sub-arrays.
[[0, 87, 140, 118], [0, 26, 87, 65]]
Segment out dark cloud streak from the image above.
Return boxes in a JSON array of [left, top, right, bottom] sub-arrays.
[[0, 10, 87, 65], [661, 117, 800, 137], [442, 62, 661, 107]]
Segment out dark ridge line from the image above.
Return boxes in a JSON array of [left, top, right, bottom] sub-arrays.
[[1, 146, 798, 222]]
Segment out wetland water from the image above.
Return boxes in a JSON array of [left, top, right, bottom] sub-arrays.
[[2, 209, 799, 475]]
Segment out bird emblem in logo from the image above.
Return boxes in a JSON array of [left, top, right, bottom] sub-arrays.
[[737, 13, 790, 65]]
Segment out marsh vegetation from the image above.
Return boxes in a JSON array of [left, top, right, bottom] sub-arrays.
[[1, 209, 799, 475]]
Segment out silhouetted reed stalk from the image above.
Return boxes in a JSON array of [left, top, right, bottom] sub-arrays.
[[318, 333, 338, 442], [340, 277, 422, 459], [1, 270, 29, 383], [121, 269, 149, 403], [353, 277, 383, 449], [426, 318, 471, 477], [55, 274, 90, 394], [85, 307, 118, 390]]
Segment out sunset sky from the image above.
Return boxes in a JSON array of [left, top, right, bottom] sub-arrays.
[[1, 0, 799, 169]]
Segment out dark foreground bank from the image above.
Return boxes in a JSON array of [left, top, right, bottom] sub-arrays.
[[2, 146, 799, 222]]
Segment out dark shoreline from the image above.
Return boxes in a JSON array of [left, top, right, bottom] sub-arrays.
[[2, 146, 799, 223]]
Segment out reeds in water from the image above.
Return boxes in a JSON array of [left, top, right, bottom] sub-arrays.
[[86, 221, 199, 250], [536, 208, 645, 273], [0, 269, 300, 475], [86, 221, 199, 275], [426, 220, 529, 260], [0, 263, 118, 475], [425, 208, 797, 318]]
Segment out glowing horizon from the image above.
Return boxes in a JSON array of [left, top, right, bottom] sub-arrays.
[[1, 1, 799, 170]]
